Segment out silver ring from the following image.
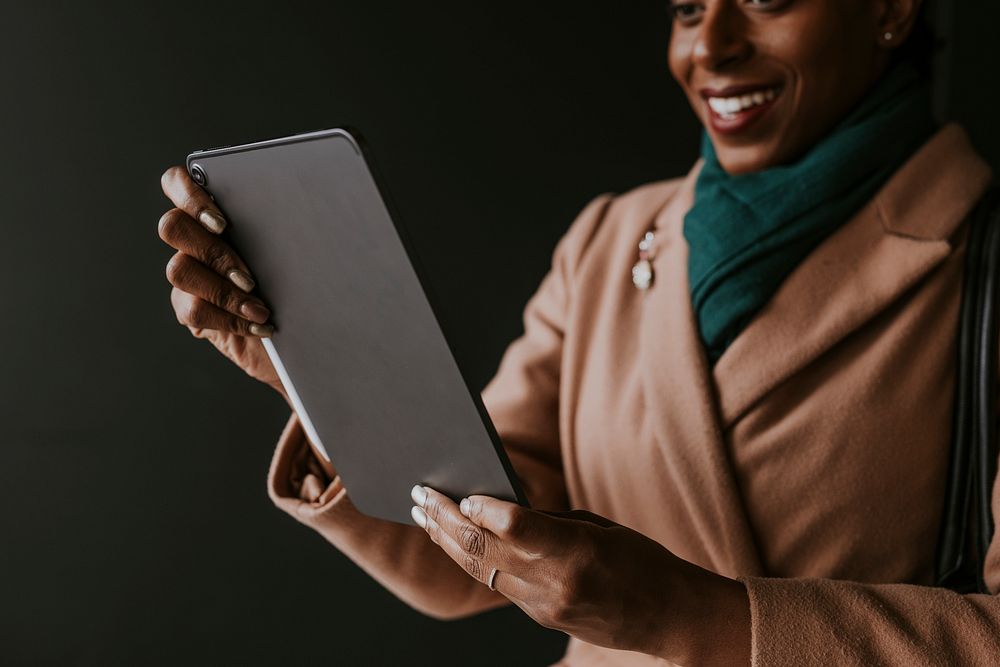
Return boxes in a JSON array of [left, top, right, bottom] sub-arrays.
[[487, 567, 499, 591]]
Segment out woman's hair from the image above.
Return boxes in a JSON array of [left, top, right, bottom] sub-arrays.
[[893, 2, 937, 75]]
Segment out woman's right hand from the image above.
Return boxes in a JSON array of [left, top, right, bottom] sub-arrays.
[[158, 166, 287, 400]]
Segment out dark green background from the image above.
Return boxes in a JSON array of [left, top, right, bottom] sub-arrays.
[[1, 2, 995, 665]]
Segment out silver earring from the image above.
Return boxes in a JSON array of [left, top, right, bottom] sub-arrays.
[[884, 31, 894, 41]]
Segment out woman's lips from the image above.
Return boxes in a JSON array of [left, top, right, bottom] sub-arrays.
[[701, 85, 782, 136]]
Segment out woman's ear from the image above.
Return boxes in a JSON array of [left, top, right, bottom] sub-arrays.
[[876, 0, 923, 48]]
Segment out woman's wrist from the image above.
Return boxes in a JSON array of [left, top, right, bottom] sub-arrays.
[[653, 564, 752, 666]]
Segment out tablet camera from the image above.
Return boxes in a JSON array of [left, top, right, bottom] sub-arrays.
[[190, 163, 207, 186]]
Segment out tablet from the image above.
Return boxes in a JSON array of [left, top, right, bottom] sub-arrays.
[[186, 128, 528, 524]]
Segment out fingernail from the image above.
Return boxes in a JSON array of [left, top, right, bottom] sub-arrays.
[[460, 498, 470, 517], [240, 301, 270, 324], [249, 323, 274, 338], [198, 210, 227, 234], [411, 505, 428, 528], [410, 484, 428, 507], [228, 269, 255, 293]]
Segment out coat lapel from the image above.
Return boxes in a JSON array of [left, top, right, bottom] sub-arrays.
[[639, 162, 765, 578], [713, 124, 993, 427], [635, 124, 990, 579]]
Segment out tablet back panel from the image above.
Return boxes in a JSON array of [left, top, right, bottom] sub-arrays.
[[187, 129, 526, 524]]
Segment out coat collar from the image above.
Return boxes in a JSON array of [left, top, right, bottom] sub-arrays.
[[636, 123, 991, 576], [713, 124, 992, 426]]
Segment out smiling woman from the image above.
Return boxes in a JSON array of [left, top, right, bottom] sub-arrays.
[[668, 0, 930, 172], [157, 0, 1000, 665]]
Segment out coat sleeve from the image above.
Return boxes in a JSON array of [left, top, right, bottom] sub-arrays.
[[265, 193, 614, 620], [736, 482, 1000, 665]]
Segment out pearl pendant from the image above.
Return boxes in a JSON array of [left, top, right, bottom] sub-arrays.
[[632, 259, 653, 290], [632, 231, 655, 290]]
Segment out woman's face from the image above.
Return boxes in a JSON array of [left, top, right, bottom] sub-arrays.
[[668, 0, 908, 174]]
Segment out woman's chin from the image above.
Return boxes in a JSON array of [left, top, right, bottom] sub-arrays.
[[711, 144, 782, 175], [701, 102, 798, 174], [707, 124, 804, 174]]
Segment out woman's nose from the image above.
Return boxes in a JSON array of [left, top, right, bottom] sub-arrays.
[[692, 2, 752, 71]]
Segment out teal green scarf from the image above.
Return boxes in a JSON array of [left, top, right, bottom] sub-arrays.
[[684, 62, 936, 365]]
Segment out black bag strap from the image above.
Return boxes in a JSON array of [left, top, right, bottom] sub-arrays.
[[936, 185, 1000, 593]]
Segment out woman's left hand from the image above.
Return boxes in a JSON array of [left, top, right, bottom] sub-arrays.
[[409, 485, 751, 666]]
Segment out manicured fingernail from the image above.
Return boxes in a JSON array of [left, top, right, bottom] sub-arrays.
[[198, 210, 227, 234], [410, 484, 428, 507], [228, 269, 255, 292], [240, 301, 270, 324], [411, 505, 428, 528], [460, 498, 471, 517], [249, 323, 274, 338]]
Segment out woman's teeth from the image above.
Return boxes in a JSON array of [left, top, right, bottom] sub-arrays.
[[708, 88, 778, 118]]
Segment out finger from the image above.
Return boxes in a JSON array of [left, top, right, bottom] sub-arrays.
[[412, 486, 497, 562], [158, 208, 256, 292], [415, 507, 533, 602], [165, 252, 271, 324], [170, 286, 273, 337], [459, 495, 566, 554], [410, 486, 533, 588], [160, 165, 227, 234]]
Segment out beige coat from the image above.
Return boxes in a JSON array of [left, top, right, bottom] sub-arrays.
[[266, 124, 1000, 665]]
